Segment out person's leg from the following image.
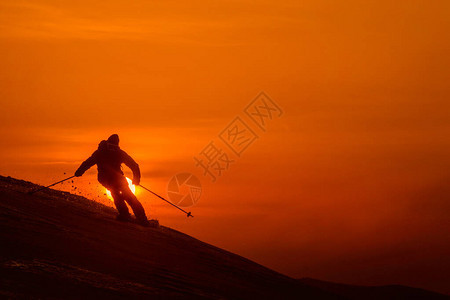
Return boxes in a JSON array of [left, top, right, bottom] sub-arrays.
[[100, 179, 131, 219], [111, 189, 131, 218], [120, 185, 148, 222]]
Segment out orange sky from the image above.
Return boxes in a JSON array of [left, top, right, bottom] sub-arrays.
[[0, 0, 449, 294]]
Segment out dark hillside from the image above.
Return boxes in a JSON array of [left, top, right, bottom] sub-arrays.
[[0, 176, 336, 299]]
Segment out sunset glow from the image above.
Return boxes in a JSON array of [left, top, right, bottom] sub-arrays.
[[105, 177, 135, 201], [0, 0, 449, 295]]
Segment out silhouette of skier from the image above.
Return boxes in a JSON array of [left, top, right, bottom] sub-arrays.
[[75, 134, 149, 226]]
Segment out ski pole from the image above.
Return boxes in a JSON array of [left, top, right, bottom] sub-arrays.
[[139, 184, 193, 218], [28, 175, 76, 195]]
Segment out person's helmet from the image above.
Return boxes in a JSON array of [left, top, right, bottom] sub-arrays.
[[106, 134, 120, 150], [107, 134, 119, 145]]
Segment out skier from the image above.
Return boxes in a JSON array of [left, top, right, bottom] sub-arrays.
[[74, 134, 150, 226]]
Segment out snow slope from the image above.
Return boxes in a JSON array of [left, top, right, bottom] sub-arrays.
[[0, 176, 447, 299]]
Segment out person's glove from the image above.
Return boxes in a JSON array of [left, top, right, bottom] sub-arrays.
[[132, 178, 140, 186], [74, 169, 84, 177]]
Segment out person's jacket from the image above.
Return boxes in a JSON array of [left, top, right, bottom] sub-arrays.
[[76, 140, 140, 185]]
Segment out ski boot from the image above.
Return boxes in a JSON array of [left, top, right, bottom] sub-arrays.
[[116, 213, 133, 222], [136, 218, 159, 228]]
